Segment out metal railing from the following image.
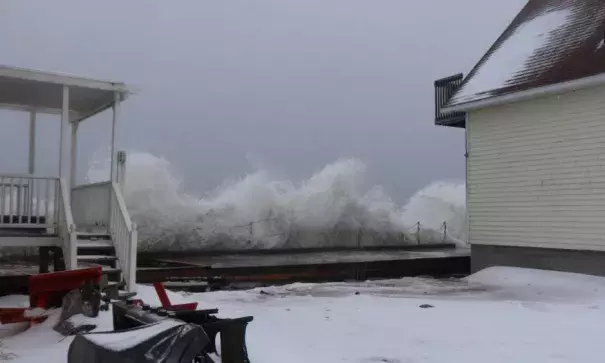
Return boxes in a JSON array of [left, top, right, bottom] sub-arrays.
[[0, 174, 58, 228], [109, 181, 137, 291], [434, 73, 466, 127], [71, 181, 111, 230], [58, 178, 77, 269]]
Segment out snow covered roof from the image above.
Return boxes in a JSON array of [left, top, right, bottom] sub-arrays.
[[445, 0, 605, 110]]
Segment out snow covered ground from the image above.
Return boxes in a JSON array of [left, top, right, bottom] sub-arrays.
[[1, 267, 605, 362]]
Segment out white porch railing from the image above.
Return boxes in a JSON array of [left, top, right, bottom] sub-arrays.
[[109, 182, 137, 291], [58, 178, 77, 269], [71, 181, 111, 230], [0, 174, 58, 229]]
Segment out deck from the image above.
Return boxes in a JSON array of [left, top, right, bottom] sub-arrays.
[[136, 245, 470, 288], [152, 246, 469, 268], [0, 245, 470, 294]]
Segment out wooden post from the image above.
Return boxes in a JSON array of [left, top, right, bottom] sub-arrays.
[[108, 92, 121, 231], [28, 111, 36, 175], [70, 122, 79, 188], [59, 86, 69, 183], [110, 92, 120, 183], [52, 247, 66, 271], [38, 247, 49, 274]]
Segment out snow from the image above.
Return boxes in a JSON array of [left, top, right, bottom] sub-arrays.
[[452, 8, 570, 104], [2, 267, 605, 362], [22, 308, 48, 318], [0, 295, 29, 308], [84, 320, 185, 351]]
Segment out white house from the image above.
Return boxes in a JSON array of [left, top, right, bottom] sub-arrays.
[[0, 65, 138, 291], [435, 0, 605, 274]]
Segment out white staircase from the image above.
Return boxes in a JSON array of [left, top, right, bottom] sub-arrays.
[[71, 181, 137, 291]]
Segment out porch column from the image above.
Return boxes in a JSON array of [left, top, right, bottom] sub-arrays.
[[59, 86, 70, 184], [28, 111, 36, 174], [110, 91, 120, 183], [70, 121, 78, 188]]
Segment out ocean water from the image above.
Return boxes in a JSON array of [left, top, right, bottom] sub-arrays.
[[86, 151, 467, 252]]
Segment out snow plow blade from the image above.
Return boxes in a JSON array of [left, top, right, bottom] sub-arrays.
[[111, 300, 253, 363], [68, 320, 208, 363]]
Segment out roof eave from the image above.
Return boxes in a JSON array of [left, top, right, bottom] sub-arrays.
[[442, 72, 605, 113], [72, 91, 131, 124], [0, 65, 129, 93]]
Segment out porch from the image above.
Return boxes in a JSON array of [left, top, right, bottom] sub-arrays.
[[0, 65, 137, 291], [434, 73, 466, 128]]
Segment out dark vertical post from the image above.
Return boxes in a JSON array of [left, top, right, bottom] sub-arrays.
[[52, 247, 66, 271], [39, 247, 50, 274]]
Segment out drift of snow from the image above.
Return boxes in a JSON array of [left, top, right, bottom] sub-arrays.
[[452, 8, 570, 103], [1, 267, 605, 362]]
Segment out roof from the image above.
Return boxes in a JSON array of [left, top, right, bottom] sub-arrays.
[[445, 0, 605, 111], [0, 65, 130, 122]]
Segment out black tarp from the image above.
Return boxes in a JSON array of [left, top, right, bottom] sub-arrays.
[[67, 319, 210, 363]]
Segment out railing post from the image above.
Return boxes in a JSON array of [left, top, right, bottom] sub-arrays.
[[128, 225, 138, 292], [107, 182, 112, 233], [117, 150, 127, 193], [69, 225, 77, 270]]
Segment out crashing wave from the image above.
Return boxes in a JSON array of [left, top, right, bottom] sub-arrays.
[[86, 151, 467, 252]]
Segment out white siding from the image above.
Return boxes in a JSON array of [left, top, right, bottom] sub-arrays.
[[468, 85, 605, 251]]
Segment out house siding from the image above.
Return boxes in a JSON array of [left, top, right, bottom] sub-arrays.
[[467, 85, 605, 251]]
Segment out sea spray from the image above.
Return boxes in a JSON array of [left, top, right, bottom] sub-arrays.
[[86, 151, 467, 251]]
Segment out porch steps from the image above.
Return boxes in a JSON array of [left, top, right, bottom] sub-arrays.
[[77, 240, 113, 248], [76, 231, 111, 239], [77, 255, 118, 263], [76, 231, 123, 285]]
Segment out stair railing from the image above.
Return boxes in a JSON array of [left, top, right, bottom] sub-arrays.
[[108, 181, 137, 292], [58, 178, 77, 270]]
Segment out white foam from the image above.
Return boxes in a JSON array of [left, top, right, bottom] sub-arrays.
[[86, 151, 467, 251]]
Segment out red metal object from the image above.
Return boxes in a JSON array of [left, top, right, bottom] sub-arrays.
[[0, 307, 49, 324], [29, 266, 102, 309], [0, 308, 30, 324], [0, 308, 47, 324], [0, 267, 103, 325], [152, 282, 198, 311]]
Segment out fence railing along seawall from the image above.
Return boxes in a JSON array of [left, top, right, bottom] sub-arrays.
[[136, 216, 464, 253]]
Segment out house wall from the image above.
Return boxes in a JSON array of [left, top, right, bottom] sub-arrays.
[[467, 84, 605, 262]]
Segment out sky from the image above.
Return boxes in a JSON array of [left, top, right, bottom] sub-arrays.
[[0, 0, 526, 203]]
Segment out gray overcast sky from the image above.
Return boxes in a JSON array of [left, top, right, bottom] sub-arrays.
[[0, 0, 525, 203]]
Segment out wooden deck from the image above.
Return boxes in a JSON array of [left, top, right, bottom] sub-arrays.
[[0, 245, 471, 294], [137, 245, 470, 287], [154, 246, 469, 269]]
